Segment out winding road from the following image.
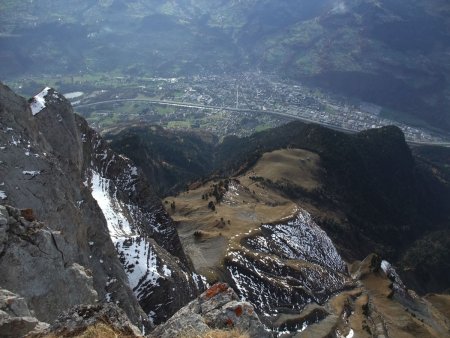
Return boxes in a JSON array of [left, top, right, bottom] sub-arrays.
[[73, 98, 450, 147]]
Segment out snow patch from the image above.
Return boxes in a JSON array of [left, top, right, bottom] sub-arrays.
[[147, 311, 156, 325], [228, 209, 348, 316], [337, 328, 354, 338], [30, 87, 51, 116], [22, 170, 40, 177], [90, 170, 133, 239], [192, 273, 208, 290], [0, 191, 7, 200], [162, 265, 172, 277], [381, 260, 391, 273], [11, 136, 21, 146], [106, 278, 117, 287], [116, 236, 162, 291], [87, 166, 175, 314]]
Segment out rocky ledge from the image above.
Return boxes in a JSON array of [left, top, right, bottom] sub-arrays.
[[6, 283, 267, 338], [28, 303, 142, 338], [150, 283, 269, 338], [0, 288, 49, 338]]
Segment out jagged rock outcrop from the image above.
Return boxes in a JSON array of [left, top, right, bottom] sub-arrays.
[[0, 288, 49, 338], [0, 205, 97, 323], [226, 210, 352, 316], [150, 283, 270, 338], [30, 303, 142, 338], [0, 82, 203, 329]]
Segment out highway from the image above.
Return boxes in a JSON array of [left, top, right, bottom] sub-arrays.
[[73, 98, 450, 147]]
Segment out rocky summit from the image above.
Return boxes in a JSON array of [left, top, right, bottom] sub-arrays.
[[0, 82, 205, 335]]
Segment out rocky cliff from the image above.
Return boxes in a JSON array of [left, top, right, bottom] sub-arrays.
[[227, 211, 352, 317], [0, 82, 203, 335]]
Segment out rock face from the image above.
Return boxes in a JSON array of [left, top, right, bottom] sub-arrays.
[[0, 205, 97, 323], [151, 283, 270, 338], [33, 303, 142, 338], [0, 288, 49, 338], [0, 82, 203, 329], [226, 210, 352, 316], [79, 116, 205, 323]]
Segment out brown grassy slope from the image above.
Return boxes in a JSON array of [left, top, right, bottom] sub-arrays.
[[164, 148, 320, 280]]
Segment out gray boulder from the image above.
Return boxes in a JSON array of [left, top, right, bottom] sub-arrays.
[[35, 303, 142, 337], [0, 288, 49, 338], [150, 283, 271, 338]]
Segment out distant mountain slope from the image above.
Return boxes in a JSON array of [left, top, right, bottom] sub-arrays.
[[216, 123, 450, 266], [1, 0, 449, 129], [105, 125, 217, 196], [107, 121, 450, 294], [261, 0, 450, 129]]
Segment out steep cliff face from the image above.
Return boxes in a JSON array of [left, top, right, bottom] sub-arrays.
[[227, 211, 351, 317], [0, 82, 203, 330], [80, 117, 205, 323]]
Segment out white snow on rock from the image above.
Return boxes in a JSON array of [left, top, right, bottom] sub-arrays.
[[337, 328, 354, 338], [251, 210, 346, 272], [90, 170, 133, 239], [30, 87, 51, 116], [22, 170, 40, 177], [116, 236, 160, 290], [380, 259, 406, 293], [192, 273, 208, 290], [147, 311, 156, 326], [88, 169, 169, 303], [381, 260, 391, 273], [0, 191, 7, 200], [162, 265, 172, 277], [227, 208, 349, 315]]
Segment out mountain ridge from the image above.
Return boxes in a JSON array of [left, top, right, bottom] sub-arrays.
[[0, 81, 204, 330], [108, 121, 450, 295]]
